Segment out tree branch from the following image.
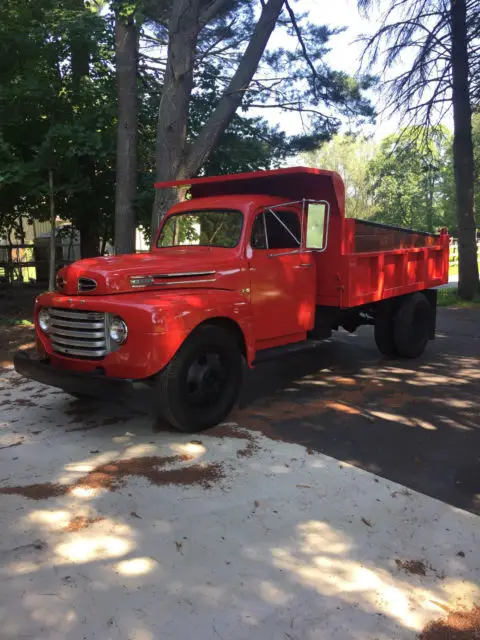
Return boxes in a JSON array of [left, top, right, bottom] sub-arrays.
[[184, 0, 286, 175], [199, 0, 234, 29], [284, 0, 319, 99]]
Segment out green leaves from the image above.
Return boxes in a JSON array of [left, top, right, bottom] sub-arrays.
[[367, 126, 454, 232], [302, 133, 378, 219], [302, 126, 456, 232]]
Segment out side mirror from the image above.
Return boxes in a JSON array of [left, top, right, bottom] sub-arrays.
[[306, 201, 329, 251]]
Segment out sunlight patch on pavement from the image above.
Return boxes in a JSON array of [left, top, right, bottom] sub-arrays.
[[256, 580, 291, 605], [55, 535, 132, 563], [169, 442, 207, 457], [29, 509, 70, 526], [115, 557, 158, 576], [413, 418, 437, 431], [369, 410, 414, 425], [270, 519, 479, 633], [69, 485, 100, 498], [123, 443, 159, 457]]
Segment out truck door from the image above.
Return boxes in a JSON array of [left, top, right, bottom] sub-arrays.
[[248, 208, 316, 343]]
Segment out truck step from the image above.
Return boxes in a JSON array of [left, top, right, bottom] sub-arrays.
[[253, 339, 324, 365]]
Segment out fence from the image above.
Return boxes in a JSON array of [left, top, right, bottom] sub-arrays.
[[449, 238, 480, 267], [0, 243, 55, 285]]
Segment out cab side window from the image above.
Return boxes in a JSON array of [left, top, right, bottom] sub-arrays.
[[250, 209, 301, 250], [265, 210, 301, 249], [251, 213, 267, 249]]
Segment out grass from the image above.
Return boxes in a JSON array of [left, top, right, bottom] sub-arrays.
[[448, 262, 480, 277], [437, 288, 480, 308], [0, 317, 33, 327]]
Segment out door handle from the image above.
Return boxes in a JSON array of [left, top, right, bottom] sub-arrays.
[[294, 263, 313, 269]]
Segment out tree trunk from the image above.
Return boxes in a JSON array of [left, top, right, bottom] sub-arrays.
[[450, 0, 479, 298], [78, 219, 99, 259], [426, 170, 434, 232], [69, 0, 99, 259], [48, 170, 56, 291], [151, 0, 202, 242], [114, 12, 138, 255]]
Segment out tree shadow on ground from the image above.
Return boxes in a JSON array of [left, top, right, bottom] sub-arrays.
[[234, 308, 480, 515]]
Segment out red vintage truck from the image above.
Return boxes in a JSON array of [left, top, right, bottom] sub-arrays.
[[15, 167, 449, 431]]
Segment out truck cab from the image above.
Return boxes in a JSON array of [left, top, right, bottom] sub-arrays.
[[15, 167, 449, 432]]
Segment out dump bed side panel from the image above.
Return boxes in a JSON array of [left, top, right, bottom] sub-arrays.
[[335, 219, 449, 308]]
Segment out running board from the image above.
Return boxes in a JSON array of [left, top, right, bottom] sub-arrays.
[[253, 339, 324, 365]]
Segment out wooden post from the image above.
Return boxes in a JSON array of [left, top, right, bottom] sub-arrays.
[[48, 169, 56, 291]]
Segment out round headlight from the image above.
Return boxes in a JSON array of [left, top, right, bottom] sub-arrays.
[[109, 316, 128, 344], [38, 308, 50, 333]]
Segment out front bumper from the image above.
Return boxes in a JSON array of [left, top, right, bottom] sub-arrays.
[[14, 350, 146, 402]]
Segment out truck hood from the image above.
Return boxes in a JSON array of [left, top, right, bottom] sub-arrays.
[[55, 249, 241, 295]]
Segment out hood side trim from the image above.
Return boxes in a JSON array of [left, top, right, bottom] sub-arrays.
[[152, 270, 216, 279]]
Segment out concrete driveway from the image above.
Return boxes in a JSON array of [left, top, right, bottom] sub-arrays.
[[0, 307, 479, 640]]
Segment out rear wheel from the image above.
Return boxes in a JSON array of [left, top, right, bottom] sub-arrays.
[[374, 305, 397, 357], [154, 324, 243, 432], [393, 292, 431, 359]]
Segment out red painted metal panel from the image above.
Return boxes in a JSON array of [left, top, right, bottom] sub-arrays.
[[155, 166, 345, 217]]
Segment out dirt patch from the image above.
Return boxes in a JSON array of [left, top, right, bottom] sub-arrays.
[[383, 391, 413, 408], [333, 389, 366, 405], [11, 398, 36, 407], [207, 424, 255, 440], [328, 376, 357, 386], [395, 559, 428, 576], [66, 416, 130, 432], [63, 515, 105, 532], [1, 374, 29, 387], [0, 454, 225, 500], [0, 482, 68, 500], [419, 604, 480, 639], [75, 454, 195, 491], [0, 437, 24, 450], [0, 324, 35, 369], [325, 400, 362, 416], [205, 423, 261, 459], [237, 440, 260, 458]]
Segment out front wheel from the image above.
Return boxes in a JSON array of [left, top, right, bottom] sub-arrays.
[[154, 324, 243, 432]]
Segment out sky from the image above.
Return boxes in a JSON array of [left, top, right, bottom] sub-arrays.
[[255, 0, 453, 142]]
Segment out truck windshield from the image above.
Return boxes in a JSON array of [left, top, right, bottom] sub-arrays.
[[157, 210, 243, 248]]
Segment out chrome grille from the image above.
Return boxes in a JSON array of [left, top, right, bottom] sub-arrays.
[[78, 277, 97, 292], [49, 308, 107, 359]]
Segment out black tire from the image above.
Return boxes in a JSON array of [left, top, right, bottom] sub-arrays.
[[393, 292, 431, 359], [154, 324, 243, 432], [374, 306, 398, 357]]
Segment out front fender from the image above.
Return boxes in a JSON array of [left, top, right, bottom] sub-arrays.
[[34, 289, 254, 379], [156, 289, 255, 367]]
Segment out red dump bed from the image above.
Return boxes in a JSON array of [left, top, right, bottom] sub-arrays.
[[315, 216, 449, 308], [156, 167, 450, 310]]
